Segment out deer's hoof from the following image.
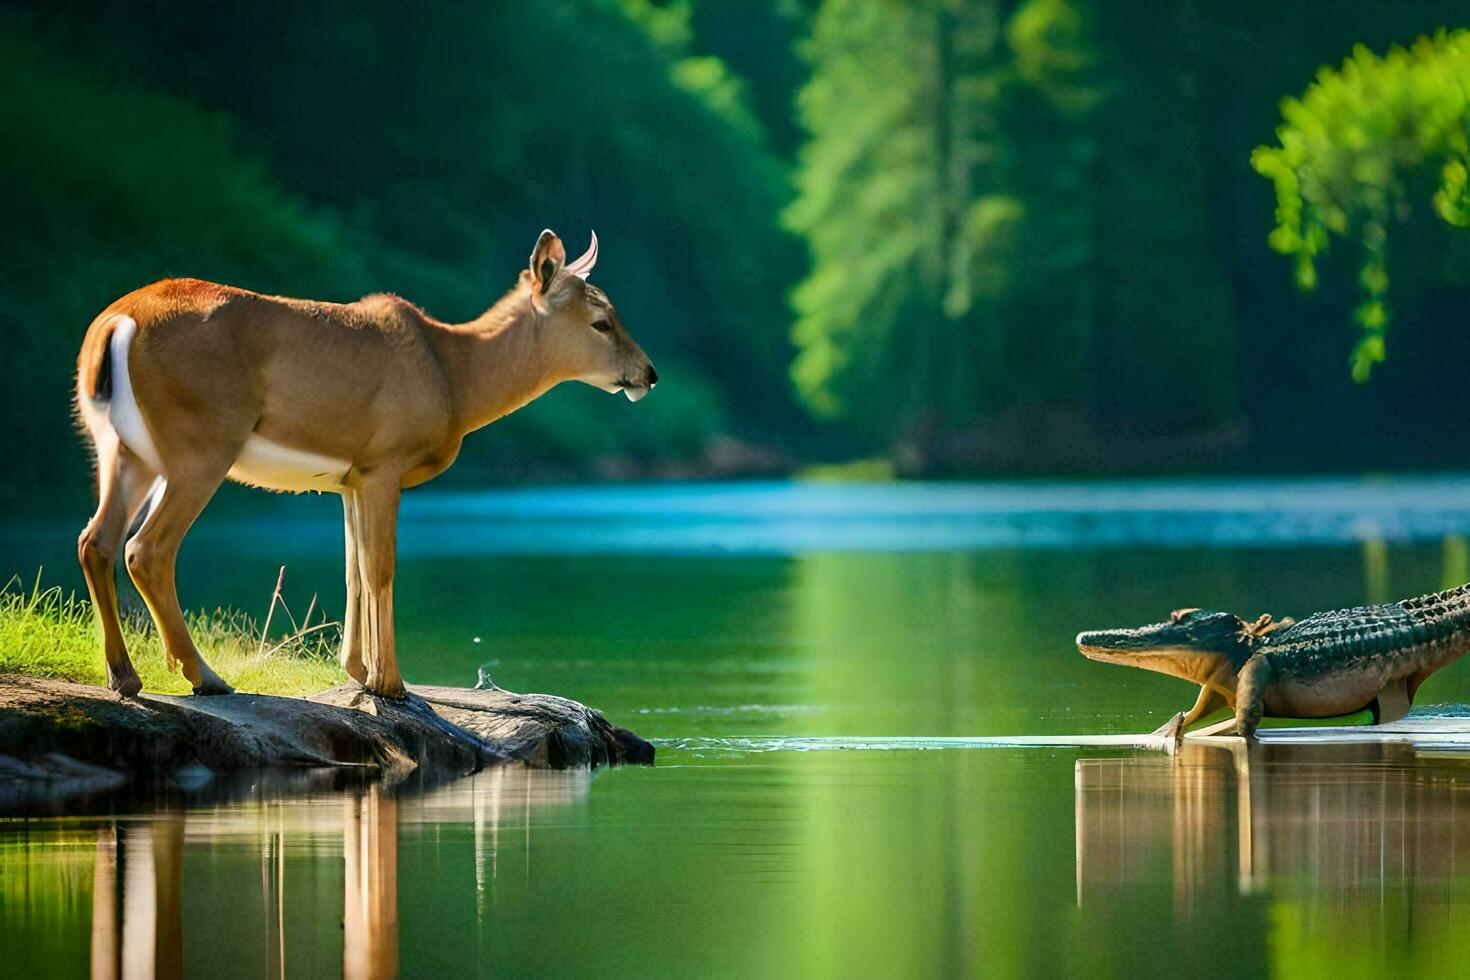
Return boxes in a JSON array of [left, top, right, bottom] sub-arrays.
[[365, 682, 408, 701], [108, 667, 143, 700], [191, 666, 235, 696]]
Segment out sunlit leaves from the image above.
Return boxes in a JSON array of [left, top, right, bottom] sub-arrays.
[[1434, 158, 1470, 226], [1007, 0, 1109, 116], [955, 195, 1025, 311], [0, 3, 799, 497], [786, 0, 1105, 438], [1253, 29, 1470, 380]]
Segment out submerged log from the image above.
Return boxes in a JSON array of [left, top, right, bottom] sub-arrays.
[[0, 673, 652, 813]]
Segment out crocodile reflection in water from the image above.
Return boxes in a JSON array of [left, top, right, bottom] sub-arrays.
[[1074, 740, 1470, 914]]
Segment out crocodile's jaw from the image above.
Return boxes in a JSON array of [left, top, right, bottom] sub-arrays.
[[1076, 640, 1237, 687], [1076, 611, 1256, 687]]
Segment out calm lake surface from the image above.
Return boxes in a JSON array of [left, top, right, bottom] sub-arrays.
[[7, 478, 1470, 977]]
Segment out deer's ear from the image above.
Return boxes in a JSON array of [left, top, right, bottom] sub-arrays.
[[529, 229, 566, 309]]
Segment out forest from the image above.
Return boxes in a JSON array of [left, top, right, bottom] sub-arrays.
[[5, 0, 1470, 509]]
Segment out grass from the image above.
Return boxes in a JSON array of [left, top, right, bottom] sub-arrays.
[[0, 571, 345, 696]]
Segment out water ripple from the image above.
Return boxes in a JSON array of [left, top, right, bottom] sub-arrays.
[[654, 734, 1167, 752]]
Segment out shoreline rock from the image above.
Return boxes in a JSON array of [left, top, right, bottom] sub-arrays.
[[0, 673, 652, 814]]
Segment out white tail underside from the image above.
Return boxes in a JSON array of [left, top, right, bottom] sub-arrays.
[[91, 314, 350, 493], [102, 315, 164, 473]]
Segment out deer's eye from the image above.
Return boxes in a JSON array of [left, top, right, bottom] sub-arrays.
[[591, 318, 613, 334]]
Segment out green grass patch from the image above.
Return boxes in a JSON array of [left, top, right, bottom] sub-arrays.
[[0, 573, 344, 696]]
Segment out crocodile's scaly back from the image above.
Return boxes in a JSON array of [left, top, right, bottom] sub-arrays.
[[1261, 582, 1470, 680], [1077, 582, 1470, 736]]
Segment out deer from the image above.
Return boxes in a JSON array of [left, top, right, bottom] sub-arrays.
[[75, 230, 656, 700]]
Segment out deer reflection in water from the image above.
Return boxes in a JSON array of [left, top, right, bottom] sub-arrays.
[[90, 812, 184, 979], [1075, 740, 1470, 915], [80, 767, 590, 978], [344, 786, 398, 980]]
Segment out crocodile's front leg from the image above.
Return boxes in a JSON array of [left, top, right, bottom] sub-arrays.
[[1153, 685, 1228, 742], [1232, 654, 1274, 739]]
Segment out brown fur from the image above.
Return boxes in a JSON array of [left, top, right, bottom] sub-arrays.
[[74, 231, 655, 698]]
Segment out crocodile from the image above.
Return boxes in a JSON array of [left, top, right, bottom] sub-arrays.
[[1075, 582, 1470, 740]]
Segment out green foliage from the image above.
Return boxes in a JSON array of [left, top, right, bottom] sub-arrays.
[[787, 0, 1237, 456], [1253, 30, 1470, 381], [11, 0, 1470, 483], [786, 0, 936, 424], [0, 2, 797, 504], [0, 23, 375, 501], [787, 0, 1090, 435], [1008, 0, 1106, 114], [687, 0, 810, 158]]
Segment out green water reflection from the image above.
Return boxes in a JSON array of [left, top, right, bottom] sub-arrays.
[[8, 745, 1470, 977], [5, 497, 1470, 975]]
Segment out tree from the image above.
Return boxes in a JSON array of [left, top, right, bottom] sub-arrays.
[[0, 22, 373, 501], [1253, 29, 1470, 381], [785, 0, 997, 443], [0, 1, 801, 502], [786, 0, 1238, 466], [787, 0, 1073, 452]]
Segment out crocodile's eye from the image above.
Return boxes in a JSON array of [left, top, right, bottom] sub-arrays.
[[1170, 608, 1201, 624]]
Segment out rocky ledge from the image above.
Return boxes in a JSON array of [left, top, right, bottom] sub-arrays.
[[0, 674, 652, 812]]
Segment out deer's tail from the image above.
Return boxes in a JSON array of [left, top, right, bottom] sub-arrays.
[[76, 314, 164, 472]]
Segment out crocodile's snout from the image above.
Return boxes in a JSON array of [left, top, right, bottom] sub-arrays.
[[1075, 627, 1164, 665], [1075, 628, 1116, 652], [1075, 629, 1117, 659], [1075, 608, 1258, 679]]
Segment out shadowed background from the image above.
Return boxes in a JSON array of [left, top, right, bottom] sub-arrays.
[[5, 0, 1470, 511]]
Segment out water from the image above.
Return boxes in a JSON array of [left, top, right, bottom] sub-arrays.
[[6, 478, 1470, 977]]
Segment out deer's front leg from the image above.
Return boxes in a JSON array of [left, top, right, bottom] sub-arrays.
[[352, 478, 405, 699], [339, 491, 368, 685]]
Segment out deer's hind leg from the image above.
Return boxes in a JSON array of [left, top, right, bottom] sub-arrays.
[[124, 461, 236, 695], [78, 436, 158, 697]]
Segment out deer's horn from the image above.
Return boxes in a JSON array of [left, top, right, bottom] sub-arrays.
[[564, 230, 598, 280]]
